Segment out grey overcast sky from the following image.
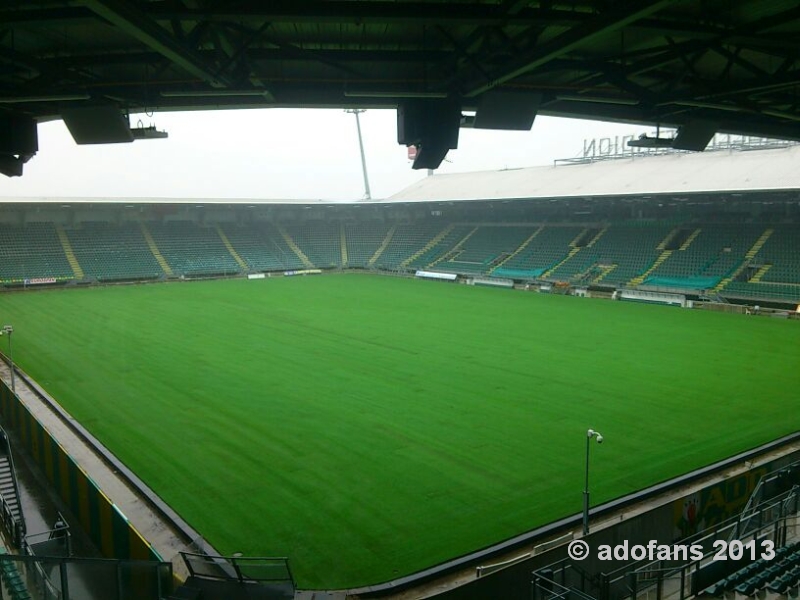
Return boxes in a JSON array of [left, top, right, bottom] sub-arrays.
[[0, 109, 654, 200]]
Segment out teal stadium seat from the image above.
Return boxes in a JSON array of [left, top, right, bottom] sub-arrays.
[[0, 222, 74, 283], [66, 222, 162, 281], [433, 226, 534, 276], [221, 223, 305, 272], [148, 221, 242, 277]]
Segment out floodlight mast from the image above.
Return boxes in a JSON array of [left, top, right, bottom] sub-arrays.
[[583, 428, 603, 536], [1, 325, 14, 395], [345, 109, 372, 200]]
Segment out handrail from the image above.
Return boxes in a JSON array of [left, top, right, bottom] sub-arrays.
[[0, 427, 26, 542], [532, 485, 800, 600], [0, 493, 22, 549], [602, 485, 800, 582], [732, 460, 800, 540], [181, 551, 295, 587], [621, 486, 800, 582], [533, 569, 600, 600]]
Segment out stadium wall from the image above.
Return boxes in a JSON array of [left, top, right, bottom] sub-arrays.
[[0, 380, 161, 562]]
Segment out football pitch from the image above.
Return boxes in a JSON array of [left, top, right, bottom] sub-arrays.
[[0, 274, 797, 588]]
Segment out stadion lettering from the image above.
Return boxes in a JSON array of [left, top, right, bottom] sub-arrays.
[[582, 132, 786, 159]]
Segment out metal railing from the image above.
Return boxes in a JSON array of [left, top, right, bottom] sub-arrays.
[[533, 485, 800, 600], [0, 491, 23, 549], [182, 551, 295, 588], [0, 553, 172, 600], [0, 427, 26, 548]]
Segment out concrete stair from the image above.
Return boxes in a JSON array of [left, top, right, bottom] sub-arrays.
[[750, 264, 773, 283], [276, 225, 315, 269], [55, 225, 84, 279], [340, 223, 348, 267], [628, 250, 673, 286], [592, 264, 618, 284], [216, 226, 248, 271], [490, 226, 544, 273], [140, 223, 174, 276], [585, 226, 608, 247], [427, 226, 479, 268], [400, 223, 455, 269], [543, 247, 581, 279], [657, 227, 680, 251], [0, 457, 21, 525], [747, 228, 774, 260], [713, 228, 774, 293], [368, 225, 396, 267], [679, 228, 702, 251], [542, 228, 593, 278]]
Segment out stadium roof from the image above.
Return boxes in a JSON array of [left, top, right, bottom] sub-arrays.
[[3, 143, 800, 206], [4, 1, 800, 175], [390, 144, 800, 202]]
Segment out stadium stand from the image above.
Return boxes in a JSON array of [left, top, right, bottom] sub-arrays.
[[721, 225, 800, 303], [66, 222, 162, 281], [432, 226, 535, 275], [344, 221, 391, 268], [282, 222, 342, 269], [494, 226, 584, 279], [701, 540, 800, 597], [0, 223, 75, 284], [405, 224, 472, 270], [755, 226, 800, 284], [0, 212, 798, 306], [642, 224, 763, 290], [147, 221, 241, 277], [374, 220, 444, 270], [547, 223, 674, 286], [220, 223, 304, 272]]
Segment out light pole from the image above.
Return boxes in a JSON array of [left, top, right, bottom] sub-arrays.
[[583, 428, 603, 536], [345, 108, 372, 200]]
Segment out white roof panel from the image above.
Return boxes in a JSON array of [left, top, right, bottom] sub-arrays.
[[390, 145, 800, 202]]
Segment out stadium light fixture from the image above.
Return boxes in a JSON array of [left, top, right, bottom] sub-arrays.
[[343, 90, 448, 99], [160, 90, 274, 99], [583, 428, 603, 536], [556, 94, 639, 106], [0, 94, 91, 104], [0, 325, 14, 395]]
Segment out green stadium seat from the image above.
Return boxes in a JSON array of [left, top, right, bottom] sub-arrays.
[[148, 221, 242, 277]]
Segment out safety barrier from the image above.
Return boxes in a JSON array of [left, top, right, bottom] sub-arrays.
[[0, 382, 161, 563]]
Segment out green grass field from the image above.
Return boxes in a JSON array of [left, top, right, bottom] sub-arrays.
[[0, 274, 797, 588]]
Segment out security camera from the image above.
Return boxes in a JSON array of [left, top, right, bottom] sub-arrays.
[[596, 435, 604, 444]]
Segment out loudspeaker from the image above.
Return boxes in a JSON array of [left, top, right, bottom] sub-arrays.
[[0, 155, 24, 177], [0, 114, 38, 177], [673, 120, 717, 151], [0, 114, 38, 156], [62, 104, 134, 144], [398, 99, 461, 170], [474, 91, 541, 130]]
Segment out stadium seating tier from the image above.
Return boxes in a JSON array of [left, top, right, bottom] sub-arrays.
[[1, 218, 798, 305]]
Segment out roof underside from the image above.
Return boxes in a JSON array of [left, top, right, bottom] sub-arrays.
[[3, 1, 800, 166]]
